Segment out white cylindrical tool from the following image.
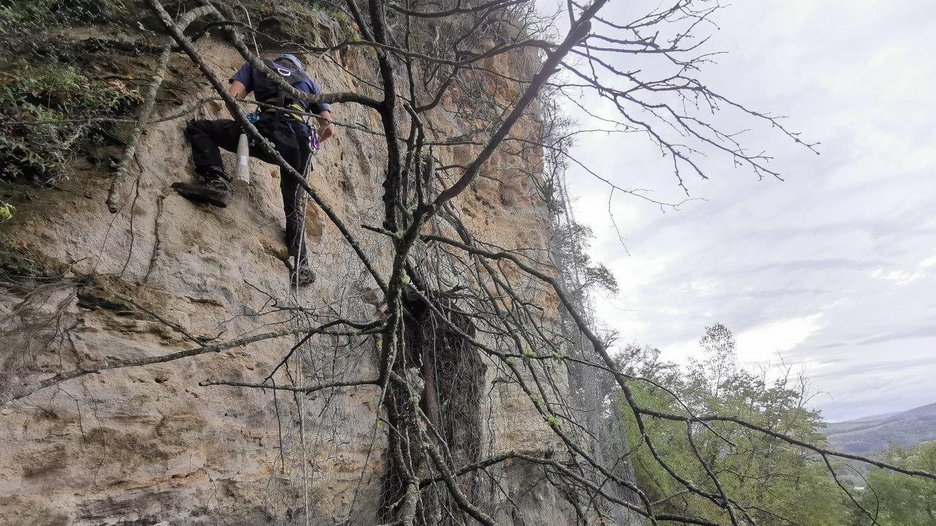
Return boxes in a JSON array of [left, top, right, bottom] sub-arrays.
[[233, 133, 250, 187]]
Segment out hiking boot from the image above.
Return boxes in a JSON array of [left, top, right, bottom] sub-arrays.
[[172, 166, 231, 208], [290, 264, 316, 287]]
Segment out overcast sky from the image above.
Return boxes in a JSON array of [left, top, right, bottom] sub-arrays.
[[554, 0, 936, 421]]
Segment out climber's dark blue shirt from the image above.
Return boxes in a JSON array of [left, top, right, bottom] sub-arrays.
[[229, 62, 331, 115]]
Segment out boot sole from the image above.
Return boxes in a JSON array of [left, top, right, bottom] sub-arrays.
[[290, 276, 316, 287], [172, 182, 229, 208], [290, 270, 316, 287]]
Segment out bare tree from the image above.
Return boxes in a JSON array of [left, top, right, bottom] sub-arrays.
[[1, 0, 932, 525]]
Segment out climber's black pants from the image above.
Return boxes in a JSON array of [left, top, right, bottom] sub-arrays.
[[185, 118, 312, 267]]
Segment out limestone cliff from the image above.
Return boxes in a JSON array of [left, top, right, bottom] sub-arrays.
[[0, 4, 593, 525]]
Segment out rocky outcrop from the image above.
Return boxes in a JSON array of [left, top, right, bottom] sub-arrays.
[[0, 7, 576, 525]]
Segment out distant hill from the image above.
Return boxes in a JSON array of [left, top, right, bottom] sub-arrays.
[[824, 402, 936, 456]]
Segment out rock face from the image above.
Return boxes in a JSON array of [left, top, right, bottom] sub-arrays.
[[0, 9, 579, 526]]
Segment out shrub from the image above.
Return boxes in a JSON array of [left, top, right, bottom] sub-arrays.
[[0, 64, 141, 185], [0, 0, 128, 27]]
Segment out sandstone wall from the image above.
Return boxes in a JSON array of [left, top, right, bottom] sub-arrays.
[[0, 8, 572, 525]]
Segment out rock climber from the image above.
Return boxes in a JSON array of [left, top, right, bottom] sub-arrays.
[[172, 53, 334, 286]]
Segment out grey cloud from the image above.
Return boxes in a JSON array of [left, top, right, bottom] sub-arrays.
[[812, 356, 936, 380], [849, 326, 936, 347], [567, 0, 936, 421], [737, 259, 882, 274]]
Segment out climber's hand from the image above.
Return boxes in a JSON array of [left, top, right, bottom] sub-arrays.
[[317, 110, 335, 143]]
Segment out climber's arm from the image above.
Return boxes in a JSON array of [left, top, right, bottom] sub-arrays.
[[225, 81, 250, 120], [317, 110, 335, 142], [227, 63, 253, 119]]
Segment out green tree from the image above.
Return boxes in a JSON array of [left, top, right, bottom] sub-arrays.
[[859, 441, 936, 525], [617, 325, 847, 525]]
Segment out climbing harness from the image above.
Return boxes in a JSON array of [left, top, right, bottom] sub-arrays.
[[262, 60, 317, 131]]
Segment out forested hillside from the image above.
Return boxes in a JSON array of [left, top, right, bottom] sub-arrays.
[[826, 402, 936, 456]]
